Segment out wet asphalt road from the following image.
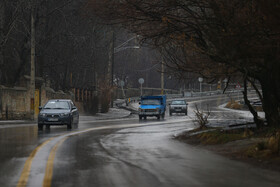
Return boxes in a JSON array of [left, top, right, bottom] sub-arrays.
[[1, 94, 280, 187]]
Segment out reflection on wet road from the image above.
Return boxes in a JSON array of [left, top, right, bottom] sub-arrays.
[[0, 94, 279, 187]]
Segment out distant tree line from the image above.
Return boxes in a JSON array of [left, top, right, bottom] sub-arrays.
[[0, 0, 181, 92], [0, 0, 115, 91]]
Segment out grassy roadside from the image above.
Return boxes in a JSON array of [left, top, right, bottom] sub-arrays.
[[176, 127, 280, 172]]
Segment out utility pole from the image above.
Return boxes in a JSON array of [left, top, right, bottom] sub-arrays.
[[0, 1, 4, 74], [30, 1, 36, 120], [198, 77, 203, 109], [161, 58, 164, 95], [107, 30, 114, 107]]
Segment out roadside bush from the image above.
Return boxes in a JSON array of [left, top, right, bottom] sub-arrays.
[[256, 141, 266, 151], [100, 93, 110, 113], [84, 95, 99, 115], [193, 104, 210, 129], [226, 100, 263, 111], [245, 130, 280, 158], [99, 80, 114, 113], [242, 128, 254, 138], [267, 132, 280, 154], [226, 100, 242, 110]]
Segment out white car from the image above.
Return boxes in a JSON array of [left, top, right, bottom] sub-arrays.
[[169, 100, 188, 116]]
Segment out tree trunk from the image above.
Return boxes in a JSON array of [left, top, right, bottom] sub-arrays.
[[243, 78, 264, 128], [260, 78, 280, 127], [258, 56, 280, 127]]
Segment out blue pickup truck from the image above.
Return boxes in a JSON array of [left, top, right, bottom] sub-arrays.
[[138, 95, 166, 120]]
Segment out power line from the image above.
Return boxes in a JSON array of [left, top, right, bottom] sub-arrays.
[[134, 63, 160, 72]]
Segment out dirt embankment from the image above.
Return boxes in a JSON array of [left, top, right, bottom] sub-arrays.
[[176, 128, 280, 172]]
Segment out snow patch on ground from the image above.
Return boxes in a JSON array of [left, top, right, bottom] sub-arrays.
[[218, 103, 265, 119], [130, 102, 139, 110]]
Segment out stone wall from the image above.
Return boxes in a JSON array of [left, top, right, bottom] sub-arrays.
[[0, 86, 30, 119], [0, 84, 74, 120]]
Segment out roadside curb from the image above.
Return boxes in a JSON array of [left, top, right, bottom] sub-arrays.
[[0, 120, 35, 125]]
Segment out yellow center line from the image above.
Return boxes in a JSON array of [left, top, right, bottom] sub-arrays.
[[16, 137, 55, 187], [18, 119, 190, 187], [43, 137, 68, 187]]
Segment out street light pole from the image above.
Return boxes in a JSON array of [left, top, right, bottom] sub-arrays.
[[198, 77, 203, 94], [107, 30, 114, 108], [198, 77, 203, 109], [110, 35, 140, 107]]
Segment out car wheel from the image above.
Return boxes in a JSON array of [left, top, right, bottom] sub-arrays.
[[161, 113, 165, 119], [67, 119, 72, 129], [144, 116, 147, 120], [38, 124, 43, 130], [75, 119, 79, 128], [185, 112, 188, 115], [139, 115, 142, 120], [157, 115, 160, 120]]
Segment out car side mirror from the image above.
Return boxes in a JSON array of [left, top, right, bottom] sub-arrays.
[[72, 106, 77, 110], [139, 102, 141, 105], [39, 106, 42, 110]]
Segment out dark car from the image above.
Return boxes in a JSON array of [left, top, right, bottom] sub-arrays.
[[169, 100, 188, 116], [38, 99, 79, 130]]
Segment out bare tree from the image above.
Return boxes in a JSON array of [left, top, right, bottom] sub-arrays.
[[88, 0, 280, 127]]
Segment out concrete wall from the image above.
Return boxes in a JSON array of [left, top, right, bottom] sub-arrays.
[[0, 80, 180, 120], [0, 84, 74, 120], [0, 86, 30, 119]]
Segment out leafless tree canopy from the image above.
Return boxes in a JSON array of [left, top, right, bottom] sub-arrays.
[[0, 0, 176, 91], [0, 0, 114, 90], [89, 0, 280, 127]]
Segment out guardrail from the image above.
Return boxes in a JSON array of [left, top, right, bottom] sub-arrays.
[[124, 89, 253, 104]]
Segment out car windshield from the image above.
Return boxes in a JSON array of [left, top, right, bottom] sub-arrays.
[[44, 101, 70, 109], [171, 100, 186, 105], [141, 99, 161, 105]]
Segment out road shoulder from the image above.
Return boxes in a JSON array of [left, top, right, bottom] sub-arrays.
[[175, 126, 280, 173]]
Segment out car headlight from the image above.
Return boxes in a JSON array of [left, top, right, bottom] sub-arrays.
[[39, 113, 46, 117], [60, 113, 70, 117]]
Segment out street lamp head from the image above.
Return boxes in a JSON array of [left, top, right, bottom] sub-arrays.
[[198, 77, 203, 82]]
